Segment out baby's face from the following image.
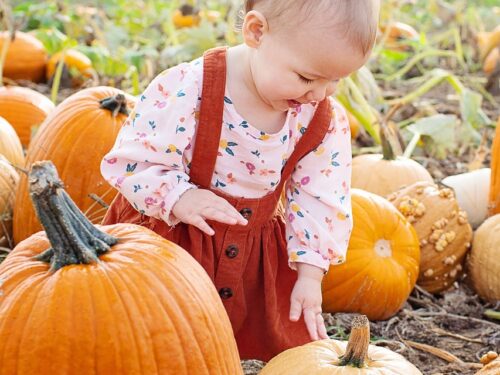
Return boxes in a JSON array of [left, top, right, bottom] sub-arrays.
[[249, 21, 368, 112]]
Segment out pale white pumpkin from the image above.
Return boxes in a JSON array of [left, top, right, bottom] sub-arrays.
[[0, 117, 24, 168], [442, 168, 491, 229], [0, 155, 19, 241], [260, 315, 422, 375], [467, 214, 500, 303]]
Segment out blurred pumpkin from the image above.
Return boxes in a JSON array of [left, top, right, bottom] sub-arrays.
[[467, 214, 500, 303], [0, 155, 19, 242], [0, 161, 243, 375], [489, 116, 500, 216], [13, 87, 135, 244], [346, 110, 361, 139], [0, 116, 24, 168], [322, 189, 420, 321], [0, 31, 47, 82], [483, 47, 499, 75], [173, 4, 201, 28], [352, 153, 433, 197], [260, 315, 422, 374], [379, 22, 419, 51], [477, 25, 500, 61], [441, 168, 491, 229], [46, 49, 95, 87], [0, 86, 55, 147], [387, 182, 472, 293]]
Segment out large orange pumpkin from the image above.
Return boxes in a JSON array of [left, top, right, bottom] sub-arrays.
[[0, 86, 55, 147], [0, 116, 24, 168], [322, 189, 420, 320], [0, 31, 47, 82], [13, 87, 135, 244], [0, 161, 242, 374]]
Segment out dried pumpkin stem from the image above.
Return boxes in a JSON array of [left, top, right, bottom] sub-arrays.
[[29, 161, 117, 271], [338, 315, 370, 368], [99, 94, 129, 117]]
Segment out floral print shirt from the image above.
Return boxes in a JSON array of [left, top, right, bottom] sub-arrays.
[[101, 57, 353, 272]]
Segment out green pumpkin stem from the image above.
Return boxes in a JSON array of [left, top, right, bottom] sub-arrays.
[[338, 315, 370, 368], [30, 161, 117, 271], [99, 94, 129, 117]]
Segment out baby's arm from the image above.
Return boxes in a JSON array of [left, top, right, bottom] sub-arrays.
[[286, 99, 354, 339]]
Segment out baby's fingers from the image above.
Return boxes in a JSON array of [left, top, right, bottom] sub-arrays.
[[289, 298, 302, 322], [202, 207, 240, 225], [317, 314, 328, 340], [304, 309, 319, 341], [187, 215, 215, 236]]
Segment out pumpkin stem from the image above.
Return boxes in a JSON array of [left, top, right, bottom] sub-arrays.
[[29, 161, 117, 271], [338, 315, 370, 368], [99, 94, 129, 117]]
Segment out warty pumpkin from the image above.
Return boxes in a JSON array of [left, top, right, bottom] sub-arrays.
[[260, 315, 422, 374], [467, 214, 500, 303], [387, 181, 472, 293], [0, 161, 243, 375], [489, 116, 500, 216], [13, 86, 135, 244], [0, 116, 24, 168], [441, 168, 491, 229], [0, 86, 55, 147], [476, 352, 500, 374], [322, 189, 420, 321], [0, 31, 47, 82], [0, 155, 19, 243]]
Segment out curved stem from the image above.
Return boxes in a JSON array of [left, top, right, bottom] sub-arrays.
[[338, 315, 371, 368], [30, 161, 117, 271], [99, 94, 129, 117]]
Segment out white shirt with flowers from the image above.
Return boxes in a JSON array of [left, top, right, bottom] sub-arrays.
[[100, 57, 353, 272]]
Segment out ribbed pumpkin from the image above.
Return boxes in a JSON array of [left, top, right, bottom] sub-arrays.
[[467, 214, 500, 303], [322, 189, 420, 321], [0, 31, 47, 82], [0, 116, 24, 168], [13, 87, 135, 244], [0, 155, 19, 242], [352, 138, 433, 197], [0, 86, 55, 147], [489, 116, 500, 216], [0, 161, 242, 374], [260, 315, 422, 375]]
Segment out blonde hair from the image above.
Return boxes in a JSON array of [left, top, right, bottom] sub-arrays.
[[240, 0, 380, 56]]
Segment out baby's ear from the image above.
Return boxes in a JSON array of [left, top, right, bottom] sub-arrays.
[[242, 10, 269, 48]]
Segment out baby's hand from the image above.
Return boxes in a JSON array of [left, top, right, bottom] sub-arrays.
[[171, 188, 248, 235], [289, 263, 329, 341]]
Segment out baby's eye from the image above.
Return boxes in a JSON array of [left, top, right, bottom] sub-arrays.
[[297, 74, 314, 84]]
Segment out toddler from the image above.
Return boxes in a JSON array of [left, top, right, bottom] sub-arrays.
[[101, 0, 380, 361]]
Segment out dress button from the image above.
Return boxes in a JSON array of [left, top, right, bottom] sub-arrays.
[[225, 244, 239, 258], [240, 207, 253, 219], [219, 287, 233, 299]]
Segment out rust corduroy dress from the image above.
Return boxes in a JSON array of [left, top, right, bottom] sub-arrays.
[[102, 47, 332, 361]]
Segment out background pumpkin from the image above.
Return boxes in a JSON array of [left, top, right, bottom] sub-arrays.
[[0, 161, 243, 375], [387, 181, 473, 293], [260, 315, 422, 374], [379, 22, 419, 51], [322, 189, 420, 321], [0, 156, 19, 243], [0, 116, 24, 168], [467, 214, 500, 303], [489, 116, 500, 216], [0, 31, 47, 82], [46, 49, 95, 87], [12, 86, 135, 245], [0, 86, 55, 147]]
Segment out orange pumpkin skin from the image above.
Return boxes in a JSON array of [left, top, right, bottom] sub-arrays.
[[379, 22, 419, 51], [0, 224, 242, 374], [0, 86, 55, 147], [0, 31, 47, 82], [490, 116, 500, 216], [322, 189, 420, 321], [13, 87, 135, 244]]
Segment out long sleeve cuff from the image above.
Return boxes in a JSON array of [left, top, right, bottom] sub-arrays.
[[288, 248, 337, 274], [160, 181, 198, 226]]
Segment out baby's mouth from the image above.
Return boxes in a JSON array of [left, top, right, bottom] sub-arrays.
[[287, 99, 302, 108]]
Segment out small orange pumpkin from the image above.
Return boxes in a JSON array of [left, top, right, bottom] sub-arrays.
[[0, 86, 55, 147], [46, 49, 95, 86], [379, 22, 419, 51], [322, 189, 420, 320], [0, 161, 242, 374], [0, 31, 47, 82], [13, 87, 135, 244]]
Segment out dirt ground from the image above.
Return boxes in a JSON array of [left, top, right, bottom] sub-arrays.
[[242, 282, 500, 374]]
